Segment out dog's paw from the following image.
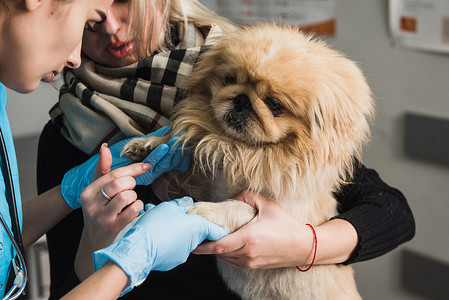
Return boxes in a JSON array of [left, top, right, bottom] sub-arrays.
[[121, 135, 170, 161], [189, 200, 256, 233], [121, 138, 154, 161]]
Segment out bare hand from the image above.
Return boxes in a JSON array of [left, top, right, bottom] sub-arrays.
[[75, 144, 151, 279], [192, 190, 316, 269]]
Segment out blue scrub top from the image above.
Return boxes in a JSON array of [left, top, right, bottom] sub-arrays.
[[0, 82, 23, 296]]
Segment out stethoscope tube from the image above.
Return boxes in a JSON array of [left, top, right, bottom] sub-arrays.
[[0, 213, 27, 300], [0, 128, 24, 254], [0, 127, 28, 299]]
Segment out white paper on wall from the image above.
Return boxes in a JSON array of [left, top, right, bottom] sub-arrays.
[[389, 0, 449, 54]]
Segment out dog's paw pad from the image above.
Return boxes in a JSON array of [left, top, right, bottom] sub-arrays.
[[122, 140, 152, 161]]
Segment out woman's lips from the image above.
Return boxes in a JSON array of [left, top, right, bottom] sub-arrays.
[[41, 71, 59, 83], [106, 40, 134, 59]]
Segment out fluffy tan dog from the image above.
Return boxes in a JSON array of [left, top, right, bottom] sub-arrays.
[[122, 23, 374, 300]]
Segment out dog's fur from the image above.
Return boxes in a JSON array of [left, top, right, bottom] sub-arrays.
[[122, 24, 374, 300]]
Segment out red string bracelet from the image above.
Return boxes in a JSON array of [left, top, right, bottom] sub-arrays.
[[296, 223, 317, 272]]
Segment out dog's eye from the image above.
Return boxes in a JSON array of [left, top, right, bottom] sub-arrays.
[[224, 75, 236, 86], [264, 97, 283, 116]]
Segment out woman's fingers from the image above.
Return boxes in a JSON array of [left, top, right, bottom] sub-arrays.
[[234, 189, 269, 211], [104, 189, 137, 214], [93, 144, 113, 182], [193, 229, 261, 269], [99, 162, 153, 186], [117, 199, 144, 229], [216, 255, 243, 268], [80, 161, 153, 236], [193, 227, 247, 255], [98, 178, 143, 226], [99, 176, 136, 204], [82, 162, 152, 205]]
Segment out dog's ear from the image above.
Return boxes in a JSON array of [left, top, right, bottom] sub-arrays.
[[310, 69, 374, 170], [182, 46, 227, 98]]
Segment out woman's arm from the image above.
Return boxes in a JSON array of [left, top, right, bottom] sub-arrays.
[[61, 261, 129, 300], [194, 162, 415, 268], [22, 185, 72, 248], [332, 161, 415, 264], [193, 191, 359, 268]]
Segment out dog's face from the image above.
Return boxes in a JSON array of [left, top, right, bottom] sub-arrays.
[[190, 27, 321, 146], [208, 59, 302, 146], [176, 24, 374, 186]]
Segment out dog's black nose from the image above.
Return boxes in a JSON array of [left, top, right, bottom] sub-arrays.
[[233, 94, 252, 112]]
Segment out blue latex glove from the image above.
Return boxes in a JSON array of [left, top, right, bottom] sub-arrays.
[[93, 197, 228, 296], [136, 130, 191, 185], [61, 127, 191, 209]]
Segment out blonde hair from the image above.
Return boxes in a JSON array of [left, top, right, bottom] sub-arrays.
[[128, 0, 237, 59]]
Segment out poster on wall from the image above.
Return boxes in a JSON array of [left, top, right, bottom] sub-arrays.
[[390, 0, 449, 54], [200, 0, 336, 36]]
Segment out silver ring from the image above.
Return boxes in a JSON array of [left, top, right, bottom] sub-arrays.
[[100, 188, 112, 201]]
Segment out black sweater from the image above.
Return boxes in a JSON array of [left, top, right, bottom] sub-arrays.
[[333, 161, 415, 264], [37, 121, 415, 299]]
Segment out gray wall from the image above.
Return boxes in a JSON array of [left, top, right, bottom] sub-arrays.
[[6, 83, 59, 138], [5, 1, 448, 299], [331, 1, 448, 299]]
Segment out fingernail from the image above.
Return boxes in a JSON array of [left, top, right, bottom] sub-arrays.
[[99, 143, 108, 154], [142, 163, 153, 170]]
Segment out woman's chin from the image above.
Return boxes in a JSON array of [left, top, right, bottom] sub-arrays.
[[108, 56, 139, 68], [17, 80, 40, 94]]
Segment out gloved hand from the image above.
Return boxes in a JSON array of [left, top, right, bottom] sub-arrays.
[[61, 127, 191, 209], [93, 197, 228, 296], [135, 130, 190, 185]]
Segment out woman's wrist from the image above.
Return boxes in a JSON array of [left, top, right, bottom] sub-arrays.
[[313, 218, 359, 265], [293, 219, 358, 268], [101, 260, 130, 287], [62, 260, 129, 300], [74, 228, 97, 281], [296, 224, 317, 272], [295, 223, 316, 266]]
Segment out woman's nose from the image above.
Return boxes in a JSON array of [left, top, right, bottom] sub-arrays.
[[101, 8, 120, 36], [66, 41, 82, 69]]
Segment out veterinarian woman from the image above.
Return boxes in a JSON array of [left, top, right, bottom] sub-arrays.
[[36, 0, 415, 299], [0, 0, 228, 299]]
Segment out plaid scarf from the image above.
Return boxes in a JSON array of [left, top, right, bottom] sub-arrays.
[[50, 23, 216, 156]]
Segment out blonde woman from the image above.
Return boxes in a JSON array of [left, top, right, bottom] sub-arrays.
[[38, 0, 414, 299]]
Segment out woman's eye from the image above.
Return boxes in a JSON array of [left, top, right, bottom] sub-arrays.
[[224, 75, 236, 86], [84, 21, 98, 32], [264, 97, 283, 116]]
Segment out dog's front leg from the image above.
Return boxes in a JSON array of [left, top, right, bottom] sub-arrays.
[[121, 134, 172, 161], [189, 200, 256, 233]]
